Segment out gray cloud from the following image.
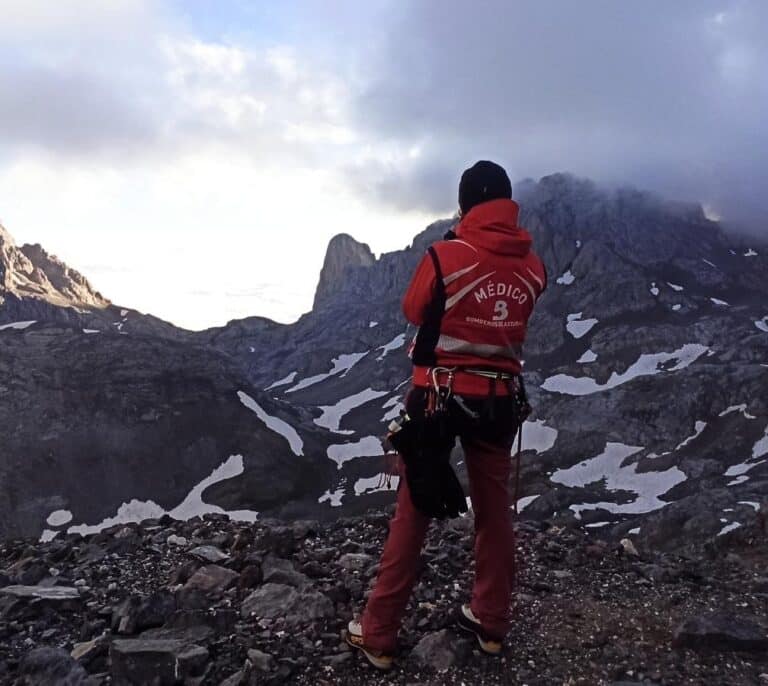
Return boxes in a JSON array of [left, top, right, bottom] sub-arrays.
[[2, 1, 765, 235], [348, 0, 768, 233], [0, 63, 159, 155]]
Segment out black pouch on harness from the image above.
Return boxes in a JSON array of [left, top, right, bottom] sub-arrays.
[[386, 388, 466, 519]]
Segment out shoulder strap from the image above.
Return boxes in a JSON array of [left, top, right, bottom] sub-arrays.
[[411, 246, 445, 367]]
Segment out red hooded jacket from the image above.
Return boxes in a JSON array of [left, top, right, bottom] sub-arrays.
[[403, 199, 546, 393]]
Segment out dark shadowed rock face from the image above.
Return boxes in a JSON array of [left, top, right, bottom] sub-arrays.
[[0, 329, 333, 540], [313, 233, 376, 310]]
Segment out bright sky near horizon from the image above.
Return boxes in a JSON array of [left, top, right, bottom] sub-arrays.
[[1, 1, 765, 330]]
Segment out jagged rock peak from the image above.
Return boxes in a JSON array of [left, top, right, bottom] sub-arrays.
[[0, 222, 109, 309], [313, 233, 376, 309], [0, 222, 16, 247]]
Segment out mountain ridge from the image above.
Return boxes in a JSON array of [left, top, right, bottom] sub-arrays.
[[1, 173, 766, 552], [0, 224, 108, 311]]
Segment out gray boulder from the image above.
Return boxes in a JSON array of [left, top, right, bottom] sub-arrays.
[[672, 612, 768, 652], [241, 583, 333, 626], [110, 639, 209, 686], [18, 647, 89, 686]]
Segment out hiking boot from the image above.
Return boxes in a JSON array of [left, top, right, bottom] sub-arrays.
[[455, 604, 503, 655], [345, 619, 394, 670]]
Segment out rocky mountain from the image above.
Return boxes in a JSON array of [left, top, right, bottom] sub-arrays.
[[0, 508, 766, 684], [0, 224, 341, 539], [200, 174, 768, 552], [0, 222, 182, 339], [1, 174, 766, 553], [0, 224, 108, 311], [313, 234, 376, 309]]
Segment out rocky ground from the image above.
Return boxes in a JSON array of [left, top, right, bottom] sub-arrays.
[[1, 506, 767, 686]]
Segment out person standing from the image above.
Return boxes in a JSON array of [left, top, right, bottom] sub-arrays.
[[347, 161, 547, 669]]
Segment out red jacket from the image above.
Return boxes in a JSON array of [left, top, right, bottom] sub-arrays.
[[403, 199, 546, 391]]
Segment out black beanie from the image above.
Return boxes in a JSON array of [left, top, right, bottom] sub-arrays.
[[458, 160, 512, 215]]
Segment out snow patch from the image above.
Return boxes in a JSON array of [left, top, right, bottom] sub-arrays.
[[577, 349, 598, 363], [354, 473, 399, 496], [703, 258, 717, 268], [650, 283, 660, 296], [286, 352, 369, 393], [516, 495, 539, 511], [738, 501, 760, 511], [718, 404, 756, 419], [566, 312, 598, 339], [628, 527, 641, 535], [265, 371, 298, 391], [556, 270, 575, 285], [67, 501, 166, 537], [46, 510, 73, 527], [667, 282, 683, 292], [382, 400, 404, 422], [575, 240, 582, 248], [376, 333, 406, 361], [315, 388, 388, 433], [672, 304, 682, 311], [522, 420, 558, 454], [754, 317, 768, 333], [319, 481, 346, 507], [753, 425, 768, 459], [0, 320, 36, 331], [369, 321, 379, 328], [238, 391, 304, 456], [675, 421, 707, 451], [709, 298, 729, 306], [727, 475, 749, 486], [717, 522, 742, 536], [60, 454, 259, 538], [553, 442, 687, 515], [169, 454, 258, 522], [744, 248, 758, 257], [724, 456, 766, 477], [327, 436, 385, 469], [542, 344, 709, 396], [83, 329, 100, 334]]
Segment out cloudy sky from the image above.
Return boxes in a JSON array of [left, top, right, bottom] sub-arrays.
[[1, 1, 765, 329]]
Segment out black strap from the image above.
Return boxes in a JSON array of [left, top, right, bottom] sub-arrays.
[[411, 246, 446, 367]]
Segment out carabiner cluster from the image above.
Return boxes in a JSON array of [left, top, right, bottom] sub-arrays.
[[427, 366, 455, 414]]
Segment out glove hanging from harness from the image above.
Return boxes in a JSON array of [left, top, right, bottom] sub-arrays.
[[386, 378, 467, 520]]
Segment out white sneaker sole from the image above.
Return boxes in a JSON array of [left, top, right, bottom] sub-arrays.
[[346, 621, 394, 670], [457, 606, 503, 656]]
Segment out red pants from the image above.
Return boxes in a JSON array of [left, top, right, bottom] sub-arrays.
[[361, 436, 516, 653]]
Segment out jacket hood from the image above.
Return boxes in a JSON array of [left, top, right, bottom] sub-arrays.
[[456, 198, 532, 256]]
